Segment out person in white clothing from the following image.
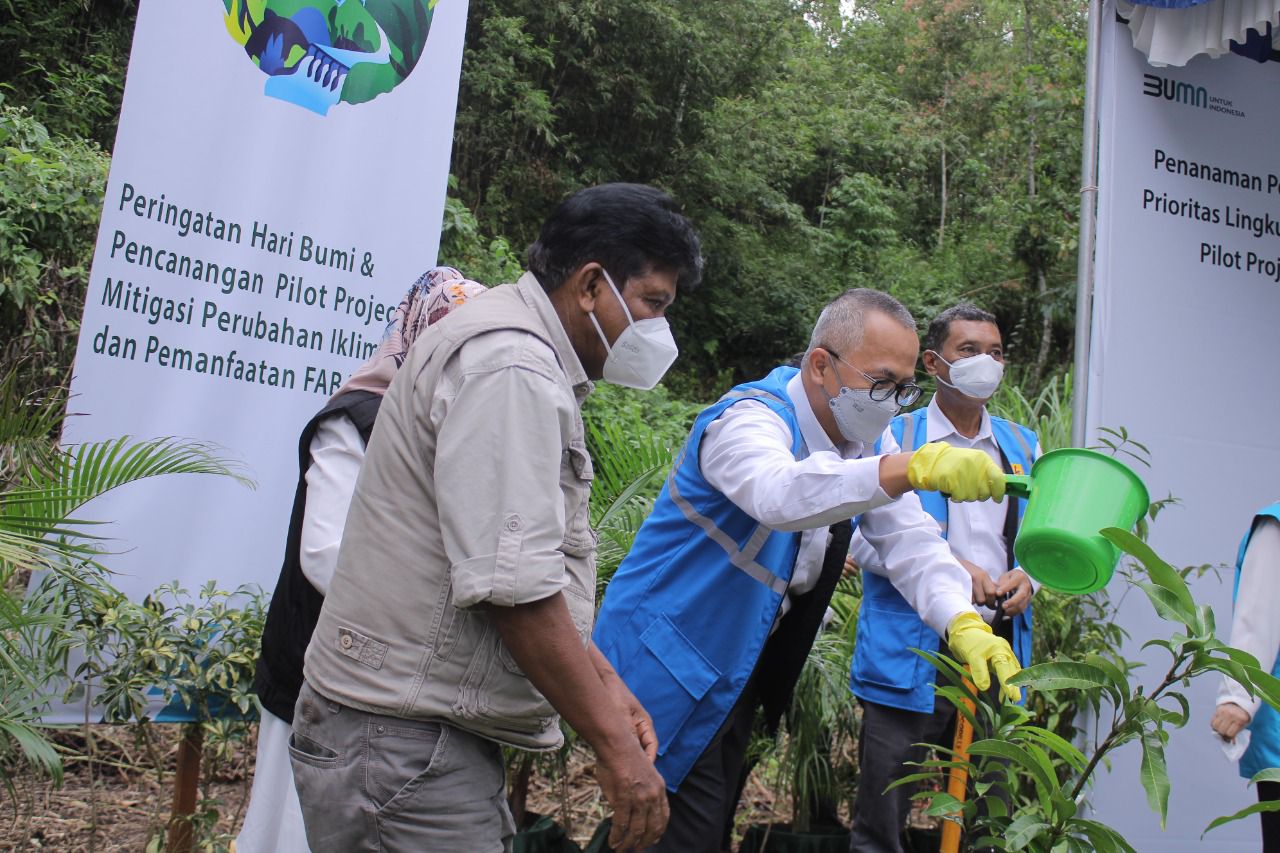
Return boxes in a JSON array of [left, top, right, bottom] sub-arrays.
[[237, 268, 485, 852], [1212, 507, 1280, 852]]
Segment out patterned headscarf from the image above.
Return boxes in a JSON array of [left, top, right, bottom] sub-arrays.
[[332, 266, 487, 399]]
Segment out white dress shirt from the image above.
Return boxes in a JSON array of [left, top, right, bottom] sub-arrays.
[[1218, 517, 1280, 719], [849, 396, 1039, 621], [699, 373, 974, 634], [299, 414, 365, 596]]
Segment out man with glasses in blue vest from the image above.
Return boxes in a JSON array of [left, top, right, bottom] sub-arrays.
[[848, 303, 1039, 853], [594, 290, 1022, 852]]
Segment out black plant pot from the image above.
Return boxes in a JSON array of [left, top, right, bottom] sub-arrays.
[[513, 810, 582, 853], [903, 825, 943, 853], [739, 822, 850, 853]]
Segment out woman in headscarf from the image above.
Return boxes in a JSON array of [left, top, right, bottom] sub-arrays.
[[237, 267, 486, 853]]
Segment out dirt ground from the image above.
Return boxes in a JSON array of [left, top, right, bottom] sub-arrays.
[[0, 724, 797, 852], [2, 723, 935, 851]]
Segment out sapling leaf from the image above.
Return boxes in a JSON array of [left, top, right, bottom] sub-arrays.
[[1005, 813, 1051, 850], [982, 792, 1008, 818], [1073, 817, 1140, 853], [1139, 730, 1171, 827], [935, 684, 981, 732], [1203, 799, 1280, 836], [1084, 653, 1131, 704], [1134, 581, 1197, 629], [1020, 738, 1063, 791], [1199, 604, 1215, 637], [1019, 725, 1088, 771], [920, 791, 967, 817], [968, 739, 1054, 799], [1060, 837, 1092, 853], [882, 771, 949, 793], [1249, 768, 1280, 786], [1216, 645, 1263, 670], [1050, 789, 1078, 822], [1158, 691, 1190, 727], [1008, 661, 1113, 692], [1192, 657, 1249, 691], [1241, 665, 1280, 713], [917, 648, 978, 694], [1103, 527, 1195, 613]]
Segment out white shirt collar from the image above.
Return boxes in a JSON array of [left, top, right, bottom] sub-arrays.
[[925, 395, 994, 445], [786, 372, 865, 460]]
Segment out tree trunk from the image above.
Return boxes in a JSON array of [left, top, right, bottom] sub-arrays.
[[507, 751, 534, 828], [1024, 0, 1054, 381], [938, 138, 948, 249], [1034, 268, 1052, 379], [167, 723, 204, 853], [938, 78, 949, 249]]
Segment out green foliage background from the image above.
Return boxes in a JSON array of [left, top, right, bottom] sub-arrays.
[[0, 0, 1086, 396]]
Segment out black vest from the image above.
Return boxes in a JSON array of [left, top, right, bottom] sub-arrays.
[[253, 390, 381, 723]]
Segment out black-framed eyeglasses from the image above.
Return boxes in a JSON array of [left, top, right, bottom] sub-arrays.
[[824, 347, 923, 407]]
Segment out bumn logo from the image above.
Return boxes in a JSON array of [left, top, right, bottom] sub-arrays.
[[1142, 73, 1207, 108]]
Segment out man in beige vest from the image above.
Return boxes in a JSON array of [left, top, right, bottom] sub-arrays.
[[291, 184, 703, 853]]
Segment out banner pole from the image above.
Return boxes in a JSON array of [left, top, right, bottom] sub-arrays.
[[1072, 0, 1105, 448]]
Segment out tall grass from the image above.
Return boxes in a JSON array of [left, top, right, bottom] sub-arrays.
[[988, 369, 1072, 452]]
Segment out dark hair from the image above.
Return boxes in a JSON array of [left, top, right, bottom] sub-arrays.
[[526, 183, 703, 293], [923, 303, 998, 353]]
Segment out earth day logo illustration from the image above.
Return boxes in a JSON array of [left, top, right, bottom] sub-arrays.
[[223, 0, 439, 116]]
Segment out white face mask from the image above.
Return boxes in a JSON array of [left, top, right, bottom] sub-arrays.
[[828, 386, 901, 444], [932, 352, 1005, 400], [587, 270, 678, 390], [821, 355, 901, 444]]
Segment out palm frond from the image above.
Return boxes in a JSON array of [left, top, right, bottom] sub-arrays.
[[594, 495, 657, 597], [3, 437, 254, 535], [584, 416, 679, 517], [0, 718, 64, 791], [584, 414, 681, 597], [0, 367, 67, 485]]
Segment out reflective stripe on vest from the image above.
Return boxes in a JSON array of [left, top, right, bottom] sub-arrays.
[[666, 469, 789, 595]]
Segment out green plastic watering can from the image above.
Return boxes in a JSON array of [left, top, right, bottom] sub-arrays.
[[1003, 448, 1150, 595]]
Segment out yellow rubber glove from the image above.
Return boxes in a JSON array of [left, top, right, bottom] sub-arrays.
[[907, 442, 1006, 502], [946, 611, 1022, 702]]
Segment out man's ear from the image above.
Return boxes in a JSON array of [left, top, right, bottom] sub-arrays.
[[804, 347, 829, 383], [566, 263, 604, 313], [921, 349, 941, 377]]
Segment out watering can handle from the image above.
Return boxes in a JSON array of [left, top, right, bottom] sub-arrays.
[[1005, 473, 1033, 500]]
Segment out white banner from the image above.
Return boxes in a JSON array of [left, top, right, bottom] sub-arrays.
[[64, 1, 467, 602], [1086, 11, 1280, 850]]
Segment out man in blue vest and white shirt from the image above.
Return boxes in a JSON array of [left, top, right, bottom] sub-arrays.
[[594, 290, 1023, 853], [848, 303, 1039, 853], [1211, 504, 1280, 851]]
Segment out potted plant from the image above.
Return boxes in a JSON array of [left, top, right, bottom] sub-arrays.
[[899, 527, 1280, 851]]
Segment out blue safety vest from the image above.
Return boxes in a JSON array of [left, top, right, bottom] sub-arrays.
[[594, 366, 857, 791], [1235, 503, 1280, 780], [849, 406, 1038, 713]]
